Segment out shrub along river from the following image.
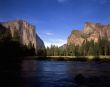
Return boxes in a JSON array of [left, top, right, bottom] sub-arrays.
[[20, 60, 110, 87]]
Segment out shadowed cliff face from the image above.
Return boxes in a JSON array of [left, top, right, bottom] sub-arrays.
[[67, 22, 110, 46], [0, 20, 45, 53], [36, 34, 45, 49]]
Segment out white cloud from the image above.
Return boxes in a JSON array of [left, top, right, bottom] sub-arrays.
[[45, 32, 54, 36], [44, 42, 52, 47], [44, 39, 66, 47]]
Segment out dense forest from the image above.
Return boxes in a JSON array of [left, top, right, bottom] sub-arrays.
[[46, 37, 110, 56]]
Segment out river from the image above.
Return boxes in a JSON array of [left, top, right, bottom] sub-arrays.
[[20, 60, 110, 87]]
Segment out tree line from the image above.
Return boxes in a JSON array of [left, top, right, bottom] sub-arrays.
[[45, 37, 110, 56]]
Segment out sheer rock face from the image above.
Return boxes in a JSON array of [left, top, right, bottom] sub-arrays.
[[36, 34, 45, 49], [1, 20, 45, 52], [67, 30, 84, 46], [67, 22, 110, 46]]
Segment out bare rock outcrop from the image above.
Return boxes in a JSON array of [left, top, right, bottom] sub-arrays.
[[0, 20, 45, 53], [67, 22, 110, 46]]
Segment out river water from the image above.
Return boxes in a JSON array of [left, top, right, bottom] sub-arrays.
[[20, 60, 110, 87]]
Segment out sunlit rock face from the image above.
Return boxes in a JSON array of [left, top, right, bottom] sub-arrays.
[[1, 20, 45, 53], [67, 30, 84, 46], [67, 22, 110, 46]]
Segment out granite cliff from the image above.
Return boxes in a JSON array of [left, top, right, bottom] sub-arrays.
[[0, 20, 45, 53], [67, 22, 110, 46]]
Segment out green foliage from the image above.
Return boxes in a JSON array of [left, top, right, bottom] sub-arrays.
[[37, 47, 46, 56], [12, 30, 20, 41], [0, 24, 12, 41], [45, 38, 110, 56], [0, 40, 36, 57], [71, 30, 79, 34]]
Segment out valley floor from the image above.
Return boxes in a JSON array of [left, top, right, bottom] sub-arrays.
[[24, 56, 110, 61]]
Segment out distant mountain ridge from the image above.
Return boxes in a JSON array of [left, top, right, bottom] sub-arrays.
[[67, 22, 110, 46], [0, 20, 45, 53]]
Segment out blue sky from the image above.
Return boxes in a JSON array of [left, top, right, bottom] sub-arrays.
[[0, 0, 110, 47]]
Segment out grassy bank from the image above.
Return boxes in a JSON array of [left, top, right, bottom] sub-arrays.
[[24, 56, 110, 62]]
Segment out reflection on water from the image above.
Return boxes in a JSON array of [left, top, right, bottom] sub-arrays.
[[21, 60, 110, 87]]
